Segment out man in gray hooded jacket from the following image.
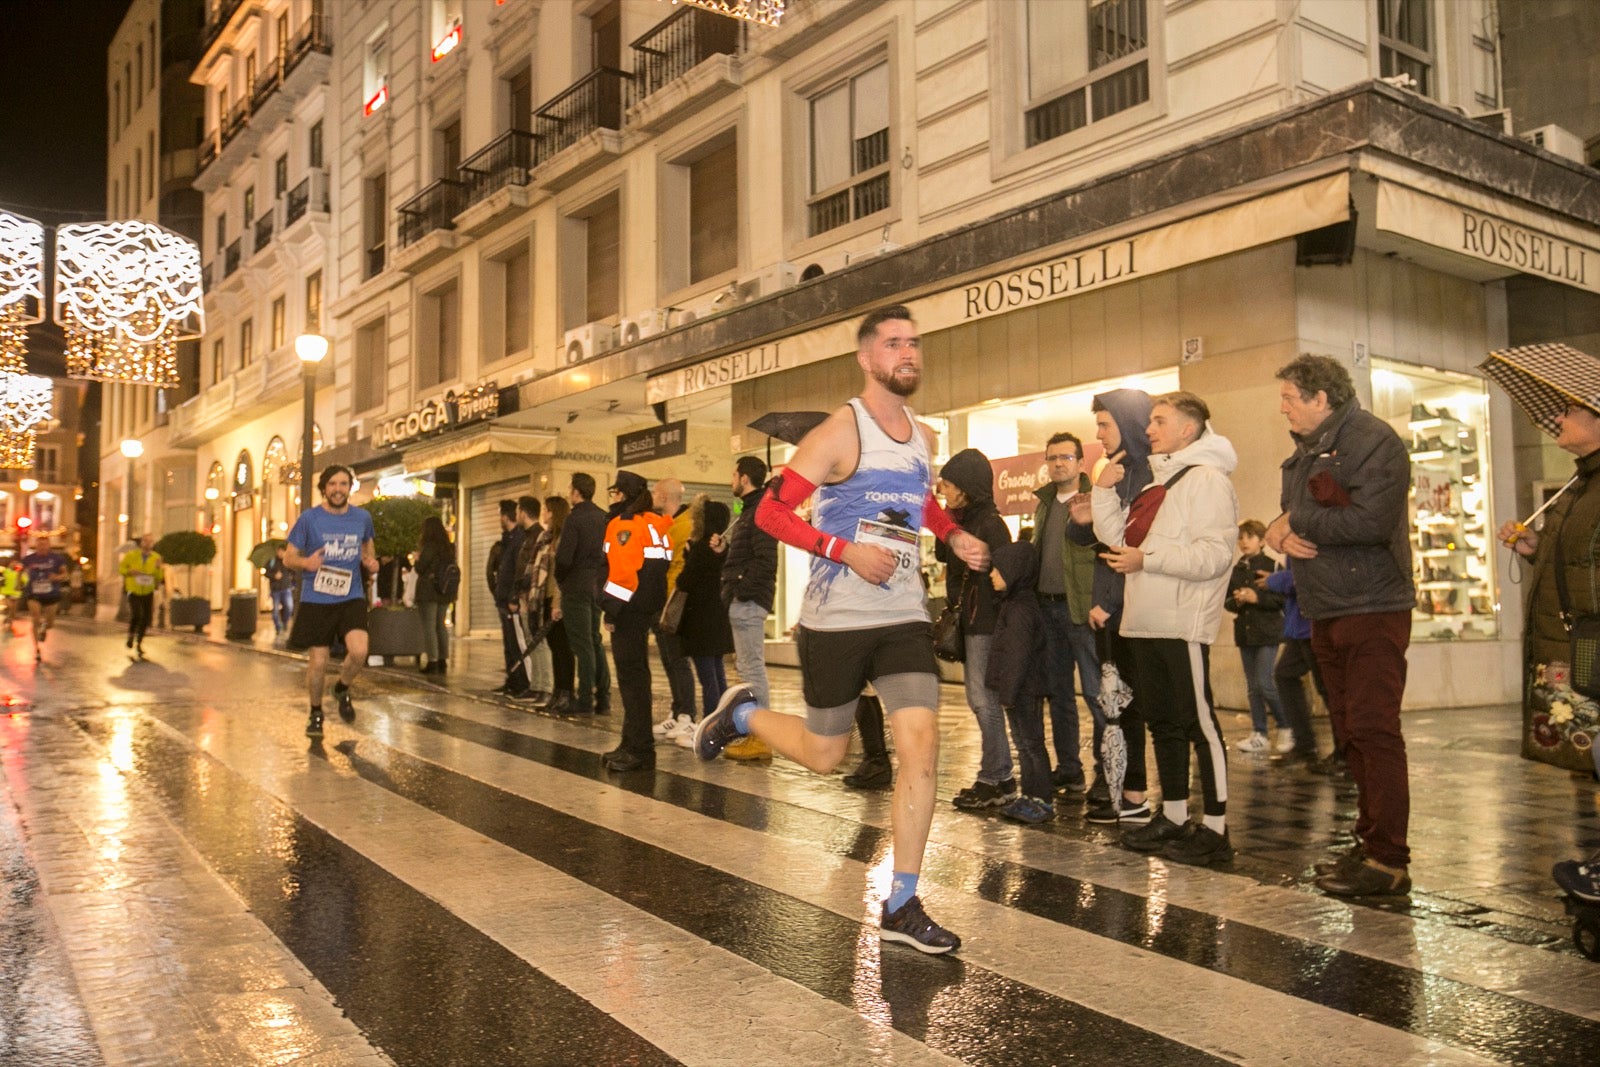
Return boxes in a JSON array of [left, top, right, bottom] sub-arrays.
[[1068, 388, 1154, 825]]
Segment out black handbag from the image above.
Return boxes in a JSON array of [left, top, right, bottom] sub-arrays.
[[1554, 526, 1600, 699], [659, 588, 688, 634], [931, 584, 966, 663]]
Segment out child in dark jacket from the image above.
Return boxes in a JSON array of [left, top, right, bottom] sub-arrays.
[[986, 542, 1055, 824]]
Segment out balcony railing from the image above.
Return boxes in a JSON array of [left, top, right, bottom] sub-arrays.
[[286, 13, 332, 70], [202, 261, 214, 290], [252, 64, 282, 110], [196, 10, 332, 175], [285, 173, 318, 225], [223, 237, 242, 277], [631, 6, 742, 101], [254, 212, 274, 250], [200, 0, 247, 55], [534, 68, 632, 159], [459, 129, 538, 207], [222, 98, 249, 141], [396, 179, 468, 248]]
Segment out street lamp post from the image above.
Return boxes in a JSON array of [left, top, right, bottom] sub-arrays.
[[294, 334, 329, 517], [119, 437, 144, 542]]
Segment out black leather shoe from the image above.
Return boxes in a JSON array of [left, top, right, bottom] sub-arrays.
[[602, 749, 655, 772], [593, 692, 612, 714], [843, 756, 893, 790]]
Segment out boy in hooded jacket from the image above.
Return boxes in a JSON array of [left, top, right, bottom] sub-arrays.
[[986, 542, 1057, 824]]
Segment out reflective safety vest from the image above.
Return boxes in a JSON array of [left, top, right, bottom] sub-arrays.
[[120, 549, 165, 595], [0, 567, 19, 599], [601, 510, 674, 621]]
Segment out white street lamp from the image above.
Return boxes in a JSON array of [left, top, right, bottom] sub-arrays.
[[18, 477, 38, 492], [295, 334, 328, 516], [120, 437, 144, 458]]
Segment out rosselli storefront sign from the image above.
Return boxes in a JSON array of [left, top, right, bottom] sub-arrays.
[[1376, 182, 1600, 294], [647, 172, 1351, 403], [372, 381, 501, 449]]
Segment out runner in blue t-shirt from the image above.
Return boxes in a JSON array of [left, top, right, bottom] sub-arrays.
[[20, 536, 71, 663], [284, 465, 377, 738]]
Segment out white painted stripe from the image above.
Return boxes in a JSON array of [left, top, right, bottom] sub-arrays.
[[604, 580, 633, 600], [1187, 640, 1228, 805]]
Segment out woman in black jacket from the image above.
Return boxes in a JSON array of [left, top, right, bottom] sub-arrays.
[[1225, 519, 1287, 752], [937, 448, 1017, 811], [413, 516, 455, 675], [676, 497, 735, 734]]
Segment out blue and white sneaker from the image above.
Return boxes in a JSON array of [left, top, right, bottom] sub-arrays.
[[693, 684, 756, 761]]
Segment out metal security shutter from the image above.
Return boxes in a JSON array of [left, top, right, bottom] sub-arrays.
[[467, 478, 526, 634]]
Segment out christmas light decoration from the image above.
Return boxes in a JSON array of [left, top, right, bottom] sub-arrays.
[[0, 210, 45, 378], [53, 221, 203, 387], [666, 0, 785, 27], [0, 372, 51, 470]]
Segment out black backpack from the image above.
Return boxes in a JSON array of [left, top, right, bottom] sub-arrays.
[[436, 559, 462, 601]]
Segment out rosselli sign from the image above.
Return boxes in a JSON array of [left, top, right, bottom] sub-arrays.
[[372, 382, 501, 449]]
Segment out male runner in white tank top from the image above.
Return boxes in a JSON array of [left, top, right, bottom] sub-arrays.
[[693, 305, 990, 953]]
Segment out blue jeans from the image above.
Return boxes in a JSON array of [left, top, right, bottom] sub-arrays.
[[693, 655, 727, 717], [653, 624, 697, 718], [270, 588, 295, 633], [727, 599, 771, 708], [963, 633, 1013, 785], [1240, 643, 1287, 732], [1041, 598, 1103, 782]]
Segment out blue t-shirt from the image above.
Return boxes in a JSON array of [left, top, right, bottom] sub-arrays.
[[22, 551, 70, 599], [287, 506, 376, 605]]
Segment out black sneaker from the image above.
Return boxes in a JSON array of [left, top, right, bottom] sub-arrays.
[[1087, 797, 1151, 825], [952, 778, 1017, 811], [305, 708, 324, 739], [879, 896, 961, 954], [333, 683, 355, 722], [1051, 767, 1088, 795], [1121, 814, 1188, 852], [126, 635, 134, 649], [593, 691, 612, 715], [1085, 777, 1112, 805], [843, 756, 893, 790], [1161, 824, 1234, 866], [693, 684, 756, 760]]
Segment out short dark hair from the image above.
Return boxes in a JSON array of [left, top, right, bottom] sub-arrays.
[[516, 495, 541, 519], [498, 499, 518, 520], [1239, 519, 1267, 540], [857, 305, 914, 346], [735, 455, 768, 488], [570, 472, 596, 500], [1045, 431, 1083, 459], [318, 464, 354, 493], [1155, 390, 1211, 430], [1276, 354, 1356, 409], [1089, 396, 1107, 414]]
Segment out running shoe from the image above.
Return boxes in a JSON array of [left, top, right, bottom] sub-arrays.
[[952, 778, 1017, 810], [305, 708, 324, 739], [1235, 732, 1269, 753], [1161, 825, 1234, 866], [1000, 795, 1056, 824], [1554, 857, 1600, 903], [879, 896, 961, 954], [693, 684, 756, 760], [1121, 814, 1188, 852], [1086, 797, 1152, 825], [1273, 730, 1297, 754], [334, 683, 355, 723], [652, 715, 678, 738]]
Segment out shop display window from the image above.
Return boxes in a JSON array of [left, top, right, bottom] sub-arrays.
[[1371, 360, 1497, 642]]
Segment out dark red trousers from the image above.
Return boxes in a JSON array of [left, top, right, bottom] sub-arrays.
[[1311, 610, 1411, 868]]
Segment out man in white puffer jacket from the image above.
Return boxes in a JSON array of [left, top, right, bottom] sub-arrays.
[[1091, 391, 1240, 867]]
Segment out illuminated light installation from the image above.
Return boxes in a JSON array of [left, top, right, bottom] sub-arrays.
[[432, 22, 462, 61], [0, 210, 45, 378], [666, 0, 785, 27], [53, 221, 203, 387], [364, 84, 388, 116]]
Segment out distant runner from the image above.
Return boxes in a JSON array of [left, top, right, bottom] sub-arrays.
[[119, 533, 164, 657], [21, 536, 70, 663]]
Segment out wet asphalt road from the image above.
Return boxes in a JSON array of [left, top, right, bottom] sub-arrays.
[[1, 617, 1598, 1065]]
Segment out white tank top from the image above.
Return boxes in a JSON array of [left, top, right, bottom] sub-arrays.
[[799, 399, 931, 631]]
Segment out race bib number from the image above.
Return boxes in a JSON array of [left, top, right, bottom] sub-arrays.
[[133, 574, 156, 590], [854, 518, 919, 576], [32, 579, 54, 595], [312, 564, 355, 598]]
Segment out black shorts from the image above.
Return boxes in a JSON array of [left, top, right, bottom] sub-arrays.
[[26, 595, 61, 607], [795, 621, 940, 735], [288, 598, 369, 650]]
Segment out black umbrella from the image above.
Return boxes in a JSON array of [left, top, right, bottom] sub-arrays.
[[748, 410, 830, 468]]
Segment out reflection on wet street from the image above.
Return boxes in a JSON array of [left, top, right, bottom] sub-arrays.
[[1, 618, 1598, 1065]]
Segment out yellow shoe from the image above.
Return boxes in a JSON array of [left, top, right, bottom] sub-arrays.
[[723, 736, 772, 761]]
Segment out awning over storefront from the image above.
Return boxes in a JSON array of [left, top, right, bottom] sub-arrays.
[[400, 426, 557, 470], [646, 172, 1352, 404]]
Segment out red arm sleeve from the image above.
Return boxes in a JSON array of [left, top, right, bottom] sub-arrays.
[[922, 492, 959, 542], [754, 470, 849, 562]]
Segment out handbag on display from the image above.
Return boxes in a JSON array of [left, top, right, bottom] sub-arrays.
[[659, 587, 688, 634], [1554, 530, 1600, 699], [931, 584, 966, 663]]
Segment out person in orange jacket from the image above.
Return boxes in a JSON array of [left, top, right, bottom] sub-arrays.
[[600, 469, 675, 772]]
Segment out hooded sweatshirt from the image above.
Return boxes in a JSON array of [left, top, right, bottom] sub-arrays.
[[986, 542, 1048, 708], [936, 448, 1011, 635], [1092, 425, 1239, 644], [1068, 388, 1154, 621]]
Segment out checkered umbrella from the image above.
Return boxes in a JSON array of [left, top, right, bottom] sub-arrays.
[[1479, 342, 1600, 437]]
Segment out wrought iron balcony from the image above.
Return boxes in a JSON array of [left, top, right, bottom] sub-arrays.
[[223, 237, 242, 278], [534, 68, 632, 159], [396, 179, 468, 249], [252, 63, 282, 111], [202, 261, 214, 291], [253, 212, 274, 251], [286, 175, 313, 225], [196, 9, 331, 179], [460, 129, 538, 207], [200, 0, 247, 56], [287, 13, 332, 67], [631, 6, 742, 101]]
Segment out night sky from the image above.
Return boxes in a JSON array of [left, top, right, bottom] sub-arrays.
[[0, 0, 128, 224]]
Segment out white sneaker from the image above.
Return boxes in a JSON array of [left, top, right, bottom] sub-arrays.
[[666, 714, 694, 740], [1273, 730, 1297, 754], [674, 729, 697, 749], [1235, 732, 1269, 753], [652, 716, 678, 739]]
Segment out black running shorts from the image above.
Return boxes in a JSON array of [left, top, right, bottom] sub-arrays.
[[288, 598, 370, 650], [795, 621, 939, 735]]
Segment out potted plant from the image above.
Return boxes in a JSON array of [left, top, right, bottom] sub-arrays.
[[363, 495, 440, 662], [154, 530, 217, 632]]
